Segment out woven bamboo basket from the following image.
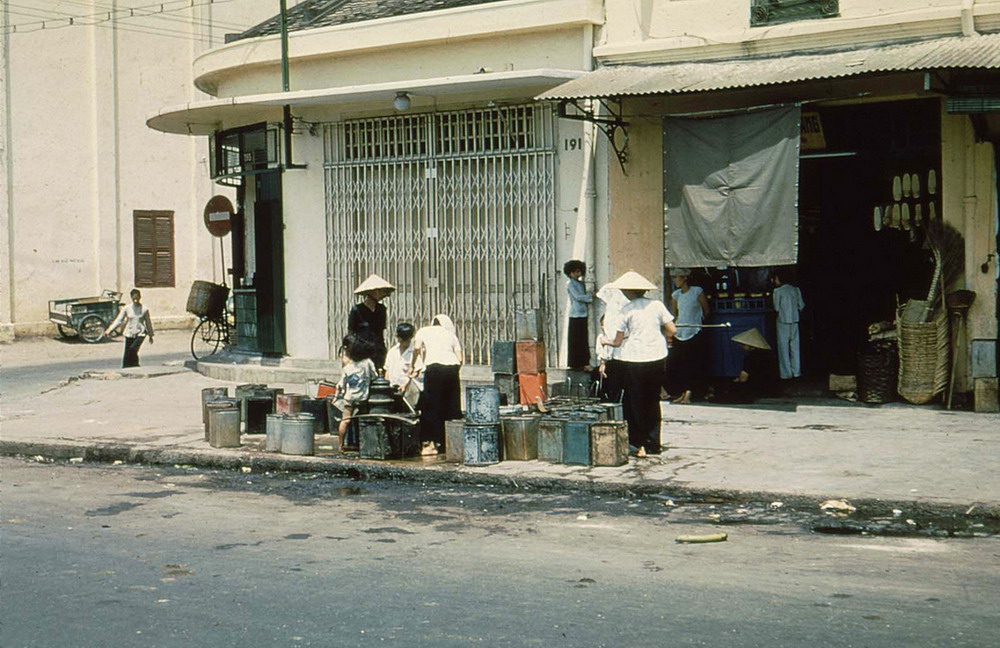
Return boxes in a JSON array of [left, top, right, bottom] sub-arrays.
[[896, 306, 949, 404], [857, 341, 898, 404]]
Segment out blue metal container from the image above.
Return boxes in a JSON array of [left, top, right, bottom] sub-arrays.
[[465, 385, 501, 424], [463, 423, 501, 466], [537, 418, 564, 463], [490, 340, 517, 374], [493, 373, 518, 406], [562, 420, 594, 466]]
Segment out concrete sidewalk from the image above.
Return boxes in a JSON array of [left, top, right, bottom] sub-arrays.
[[3, 348, 998, 513]]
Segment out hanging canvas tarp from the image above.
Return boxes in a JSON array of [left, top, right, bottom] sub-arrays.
[[663, 106, 801, 268]]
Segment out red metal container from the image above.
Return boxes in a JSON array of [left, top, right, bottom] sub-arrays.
[[515, 340, 546, 374], [518, 371, 547, 405]]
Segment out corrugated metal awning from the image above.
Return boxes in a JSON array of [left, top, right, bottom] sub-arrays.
[[538, 33, 1000, 100]]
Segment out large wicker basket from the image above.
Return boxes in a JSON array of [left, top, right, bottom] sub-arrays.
[[896, 306, 949, 405], [186, 281, 229, 319]]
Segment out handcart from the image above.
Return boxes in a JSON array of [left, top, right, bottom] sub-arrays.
[[48, 290, 123, 343]]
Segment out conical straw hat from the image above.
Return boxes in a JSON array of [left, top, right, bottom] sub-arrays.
[[732, 327, 771, 351], [354, 274, 395, 295], [610, 271, 656, 291]]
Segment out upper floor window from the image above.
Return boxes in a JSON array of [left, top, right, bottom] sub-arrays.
[[751, 0, 839, 28], [133, 210, 175, 288]]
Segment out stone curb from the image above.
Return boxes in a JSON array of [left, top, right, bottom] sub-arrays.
[[1, 439, 988, 518]]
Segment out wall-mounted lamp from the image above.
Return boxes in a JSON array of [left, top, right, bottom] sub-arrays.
[[393, 91, 411, 111]]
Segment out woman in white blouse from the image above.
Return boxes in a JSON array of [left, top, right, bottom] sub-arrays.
[[600, 272, 676, 457], [102, 289, 154, 368], [409, 314, 463, 455]]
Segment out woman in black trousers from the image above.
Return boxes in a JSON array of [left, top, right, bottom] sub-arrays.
[[599, 272, 677, 457]]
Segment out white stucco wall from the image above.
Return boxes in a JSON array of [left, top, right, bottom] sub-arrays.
[[1, 2, 275, 335], [598, 0, 1000, 62]]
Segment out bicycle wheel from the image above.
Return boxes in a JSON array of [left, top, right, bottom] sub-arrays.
[[191, 319, 221, 360]]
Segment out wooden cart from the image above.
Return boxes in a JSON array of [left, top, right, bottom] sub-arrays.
[[48, 290, 123, 343]]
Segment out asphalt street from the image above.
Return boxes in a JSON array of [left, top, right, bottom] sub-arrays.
[[1, 330, 192, 400], [2, 457, 997, 648]]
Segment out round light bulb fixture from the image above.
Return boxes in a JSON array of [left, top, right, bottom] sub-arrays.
[[393, 92, 411, 111]]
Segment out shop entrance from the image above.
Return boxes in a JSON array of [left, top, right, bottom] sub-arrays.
[[796, 99, 940, 379]]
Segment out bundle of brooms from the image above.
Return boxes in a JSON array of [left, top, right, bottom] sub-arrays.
[[896, 220, 964, 404]]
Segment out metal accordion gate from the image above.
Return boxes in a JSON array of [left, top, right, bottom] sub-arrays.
[[324, 104, 558, 366]]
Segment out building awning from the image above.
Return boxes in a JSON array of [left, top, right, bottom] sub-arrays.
[[537, 33, 1000, 101], [148, 69, 584, 135]]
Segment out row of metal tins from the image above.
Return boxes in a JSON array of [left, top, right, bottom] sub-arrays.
[[455, 385, 628, 467], [201, 385, 334, 439]]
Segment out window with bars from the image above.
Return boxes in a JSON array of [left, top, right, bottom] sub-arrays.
[[133, 210, 175, 287]]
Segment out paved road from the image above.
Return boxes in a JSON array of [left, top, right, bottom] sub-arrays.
[[2, 457, 997, 648], [2, 331, 192, 400]]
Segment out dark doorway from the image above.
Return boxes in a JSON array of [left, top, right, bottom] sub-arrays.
[[797, 99, 940, 378], [253, 171, 286, 356]]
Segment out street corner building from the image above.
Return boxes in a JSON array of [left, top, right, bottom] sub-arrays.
[[141, 0, 998, 413]]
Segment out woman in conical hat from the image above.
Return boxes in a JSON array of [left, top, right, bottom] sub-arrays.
[[599, 271, 676, 457], [711, 327, 778, 404], [348, 274, 395, 369]]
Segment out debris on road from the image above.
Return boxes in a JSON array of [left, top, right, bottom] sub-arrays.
[[676, 532, 728, 544], [820, 499, 857, 515]]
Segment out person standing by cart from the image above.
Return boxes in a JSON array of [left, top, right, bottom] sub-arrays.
[[102, 289, 154, 368], [600, 272, 676, 457], [348, 274, 394, 371], [666, 268, 710, 403]]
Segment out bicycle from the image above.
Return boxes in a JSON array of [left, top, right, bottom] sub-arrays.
[[189, 283, 234, 361]]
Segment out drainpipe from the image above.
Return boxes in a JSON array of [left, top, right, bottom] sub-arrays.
[[563, 24, 598, 370], [961, 0, 978, 37]]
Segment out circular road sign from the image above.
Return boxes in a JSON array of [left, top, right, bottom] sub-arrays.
[[203, 195, 235, 238]]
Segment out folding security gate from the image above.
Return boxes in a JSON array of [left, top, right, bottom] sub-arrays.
[[324, 104, 558, 365]]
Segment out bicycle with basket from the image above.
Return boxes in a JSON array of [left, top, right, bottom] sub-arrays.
[[187, 280, 233, 360]]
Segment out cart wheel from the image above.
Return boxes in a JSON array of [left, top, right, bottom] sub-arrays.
[[56, 324, 78, 338], [191, 319, 221, 360], [79, 315, 105, 343]]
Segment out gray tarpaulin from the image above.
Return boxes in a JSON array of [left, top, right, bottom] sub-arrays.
[[663, 106, 800, 268]]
